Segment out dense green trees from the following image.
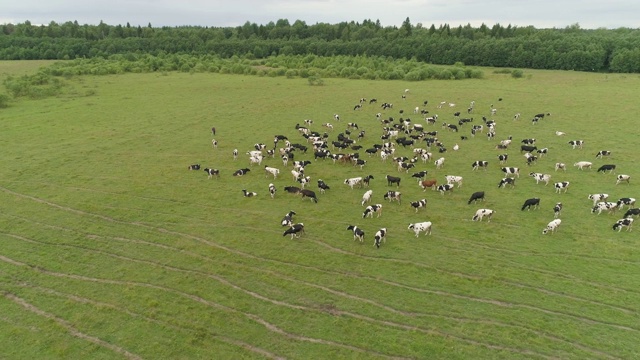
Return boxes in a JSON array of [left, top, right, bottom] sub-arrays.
[[1, 20, 640, 72]]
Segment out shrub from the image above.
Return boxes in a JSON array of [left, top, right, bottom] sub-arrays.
[[0, 94, 9, 108], [511, 69, 524, 78]]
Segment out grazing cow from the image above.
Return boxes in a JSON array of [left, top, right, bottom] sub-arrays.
[[419, 179, 437, 191], [616, 174, 631, 185], [354, 159, 367, 169], [363, 204, 383, 218], [384, 190, 402, 203], [386, 175, 401, 187], [468, 191, 485, 204], [596, 150, 611, 158], [317, 179, 330, 194], [211, 139, 218, 149], [568, 140, 584, 149], [497, 154, 508, 164], [502, 167, 520, 178], [437, 184, 454, 195], [283, 223, 305, 239], [471, 161, 489, 171], [421, 152, 433, 163], [408, 221, 432, 237], [299, 189, 318, 203], [410, 199, 427, 212], [617, 198, 636, 209], [188, 164, 201, 170], [242, 189, 257, 197], [543, 219, 562, 234], [526, 155, 538, 166], [435, 157, 445, 169], [521, 198, 540, 211], [204, 168, 220, 179], [412, 170, 428, 180], [264, 166, 280, 179], [233, 168, 250, 176], [398, 162, 415, 172], [521, 145, 538, 153], [373, 228, 387, 249], [573, 161, 592, 170], [344, 177, 363, 189], [443, 123, 458, 132], [498, 177, 516, 188], [521, 138, 536, 145], [612, 218, 634, 232], [445, 175, 463, 188], [555, 162, 567, 172], [553, 202, 563, 218], [472, 208, 495, 222], [624, 208, 640, 218], [233, 149, 238, 160], [529, 172, 551, 185], [588, 194, 609, 206], [597, 164, 616, 173], [362, 175, 374, 187], [249, 154, 263, 166], [554, 181, 570, 193], [361, 189, 373, 206], [347, 225, 365, 242], [284, 186, 301, 194], [281, 211, 296, 227], [592, 202, 618, 215], [269, 183, 277, 199], [536, 148, 548, 157]]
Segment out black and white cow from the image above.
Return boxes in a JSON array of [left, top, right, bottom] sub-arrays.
[[617, 198, 636, 209], [188, 164, 201, 170], [616, 174, 631, 185], [434, 157, 446, 169], [502, 167, 520, 178], [384, 190, 402, 203], [529, 172, 551, 185], [588, 193, 609, 206], [592, 202, 618, 215], [536, 148, 548, 157], [408, 221, 432, 237], [468, 191, 485, 204], [317, 179, 331, 193], [410, 199, 427, 212], [254, 143, 267, 151], [568, 140, 584, 149], [344, 177, 363, 189], [472, 208, 494, 222], [498, 177, 516, 188], [521, 198, 540, 211], [597, 164, 616, 173], [596, 150, 611, 158], [412, 170, 428, 180], [300, 189, 318, 203], [554, 181, 570, 193], [283, 223, 305, 239], [386, 175, 401, 187], [233, 168, 251, 176], [233, 149, 239, 160], [497, 154, 508, 164], [612, 218, 633, 232], [280, 211, 297, 227], [521, 145, 538, 153], [553, 202, 563, 218], [373, 228, 387, 248], [445, 175, 463, 188], [269, 183, 277, 198], [211, 139, 218, 148], [284, 186, 301, 194], [363, 204, 383, 218], [471, 161, 489, 171], [624, 208, 640, 218], [521, 138, 536, 145], [398, 162, 415, 172], [436, 184, 454, 195], [543, 219, 562, 234], [204, 168, 220, 179], [347, 225, 365, 242], [242, 189, 257, 197]]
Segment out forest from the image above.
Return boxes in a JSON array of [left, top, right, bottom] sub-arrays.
[[2, 18, 640, 73]]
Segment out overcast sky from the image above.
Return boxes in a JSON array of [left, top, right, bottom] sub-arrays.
[[2, 0, 638, 30]]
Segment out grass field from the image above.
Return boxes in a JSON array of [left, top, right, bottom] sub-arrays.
[[0, 62, 639, 359]]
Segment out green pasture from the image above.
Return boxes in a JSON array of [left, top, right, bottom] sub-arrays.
[[0, 62, 639, 359]]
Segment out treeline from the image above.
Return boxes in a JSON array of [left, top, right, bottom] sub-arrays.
[[1, 19, 640, 72]]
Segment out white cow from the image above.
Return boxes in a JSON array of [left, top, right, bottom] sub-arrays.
[[573, 161, 592, 170], [543, 219, 562, 234], [408, 221, 432, 237], [444, 175, 463, 188], [472, 208, 495, 222]]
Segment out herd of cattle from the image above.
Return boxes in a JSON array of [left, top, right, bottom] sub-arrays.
[[189, 92, 636, 247]]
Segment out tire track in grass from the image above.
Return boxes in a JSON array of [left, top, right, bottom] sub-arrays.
[[1, 235, 620, 360], [0, 254, 411, 360], [2, 291, 142, 360], [7, 283, 286, 360]]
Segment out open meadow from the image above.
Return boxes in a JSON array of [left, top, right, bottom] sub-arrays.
[[0, 62, 639, 359]]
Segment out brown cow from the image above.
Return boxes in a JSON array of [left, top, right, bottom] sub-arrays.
[[419, 179, 437, 191]]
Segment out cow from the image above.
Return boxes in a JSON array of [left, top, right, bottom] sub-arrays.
[[363, 204, 383, 218], [471, 161, 489, 171], [592, 202, 618, 215], [616, 174, 631, 185], [233, 168, 250, 176], [384, 190, 402, 203], [472, 208, 495, 222], [554, 181, 570, 193], [203, 168, 220, 179], [347, 225, 365, 242], [242, 189, 257, 197], [529, 172, 551, 185], [419, 179, 437, 191], [410, 199, 427, 212], [612, 218, 634, 232], [254, 143, 267, 151], [373, 228, 387, 248], [624, 208, 640, 218], [437, 184, 454, 195], [617, 198, 636, 209], [281, 211, 296, 227], [502, 167, 520, 178], [521, 145, 538, 153], [588, 194, 609, 206], [316, 179, 331, 194], [568, 140, 584, 149], [435, 157, 445, 169], [597, 164, 616, 173], [596, 150, 611, 158], [555, 163, 567, 172], [284, 186, 301, 194], [398, 162, 415, 172], [521, 198, 540, 211], [412, 170, 428, 180], [468, 191, 485, 204], [299, 189, 318, 203], [267, 183, 277, 199], [283, 223, 305, 239], [573, 161, 592, 170], [445, 175, 463, 188], [264, 166, 280, 179], [536, 148, 548, 157], [553, 202, 563, 218], [386, 175, 402, 187], [498, 177, 516, 188], [188, 164, 201, 170], [211, 139, 218, 149], [521, 138, 536, 145], [233, 149, 238, 160], [555, 131, 566, 136], [211, 127, 216, 136], [361, 189, 373, 206], [543, 219, 562, 234], [344, 177, 363, 189], [408, 221, 432, 237], [497, 154, 508, 164]]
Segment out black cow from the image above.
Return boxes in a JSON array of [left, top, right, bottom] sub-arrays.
[[521, 145, 538, 153], [468, 191, 485, 204], [597, 164, 616, 173], [386, 175, 401, 187], [188, 164, 201, 170], [521, 198, 540, 211], [300, 189, 318, 203]]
